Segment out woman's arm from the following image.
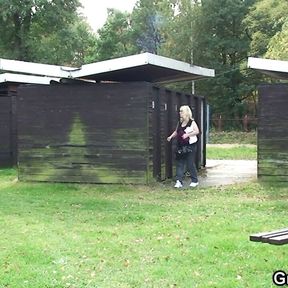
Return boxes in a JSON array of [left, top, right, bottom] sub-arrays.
[[182, 121, 199, 139], [167, 130, 177, 142]]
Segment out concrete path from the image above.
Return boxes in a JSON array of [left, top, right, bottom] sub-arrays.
[[198, 159, 257, 187]]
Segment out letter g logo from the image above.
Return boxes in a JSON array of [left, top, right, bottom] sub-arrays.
[[273, 271, 287, 286]]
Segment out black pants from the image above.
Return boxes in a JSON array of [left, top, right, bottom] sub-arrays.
[[176, 144, 198, 183]]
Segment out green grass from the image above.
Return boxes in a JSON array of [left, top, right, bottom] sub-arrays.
[[207, 145, 257, 160], [1, 168, 288, 287], [209, 131, 257, 144]]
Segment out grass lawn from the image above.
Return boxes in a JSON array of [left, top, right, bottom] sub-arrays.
[[207, 130, 257, 160], [0, 168, 288, 287], [208, 131, 257, 145], [206, 144, 257, 160]]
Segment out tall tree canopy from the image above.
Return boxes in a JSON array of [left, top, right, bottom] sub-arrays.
[[1, 0, 287, 124], [266, 21, 288, 60], [95, 0, 174, 60], [0, 0, 95, 65], [243, 0, 288, 57], [131, 0, 174, 54], [91, 0, 288, 120], [189, 0, 256, 118], [95, 9, 137, 61]]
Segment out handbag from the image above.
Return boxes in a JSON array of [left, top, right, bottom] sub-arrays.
[[175, 145, 193, 159]]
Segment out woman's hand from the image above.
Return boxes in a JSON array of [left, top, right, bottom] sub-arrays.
[[167, 131, 177, 142], [182, 133, 189, 140]]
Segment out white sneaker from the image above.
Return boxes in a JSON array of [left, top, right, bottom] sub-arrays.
[[189, 182, 199, 188], [174, 180, 183, 188]]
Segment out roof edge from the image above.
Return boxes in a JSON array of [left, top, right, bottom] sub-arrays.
[[0, 73, 60, 85], [248, 57, 288, 74], [0, 58, 75, 78]]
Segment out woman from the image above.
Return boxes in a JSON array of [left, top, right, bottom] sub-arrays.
[[167, 105, 199, 188]]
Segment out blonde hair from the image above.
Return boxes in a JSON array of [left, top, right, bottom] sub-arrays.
[[180, 105, 193, 120]]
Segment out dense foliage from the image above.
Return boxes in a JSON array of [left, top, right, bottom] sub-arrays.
[[0, 0, 95, 65], [0, 0, 287, 123]]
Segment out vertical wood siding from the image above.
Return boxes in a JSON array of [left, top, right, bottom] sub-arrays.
[[0, 85, 17, 167], [258, 84, 288, 182], [17, 82, 206, 184], [0, 92, 11, 166], [10, 87, 17, 166], [148, 85, 206, 182], [17, 83, 149, 184]]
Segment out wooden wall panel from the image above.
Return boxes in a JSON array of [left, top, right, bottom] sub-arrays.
[[171, 91, 180, 177], [17, 82, 206, 184], [164, 89, 173, 179], [258, 84, 288, 182], [0, 96, 12, 166], [17, 83, 149, 184], [0, 85, 18, 167], [150, 86, 161, 180], [9, 90, 17, 166], [157, 88, 167, 181], [149, 86, 206, 181], [147, 85, 154, 182]]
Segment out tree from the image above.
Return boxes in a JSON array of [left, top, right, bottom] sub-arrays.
[[243, 0, 288, 57], [158, 0, 200, 94], [0, 0, 96, 65], [187, 0, 257, 119], [31, 18, 97, 66], [95, 8, 137, 61], [131, 0, 174, 54], [95, 1, 174, 59], [265, 20, 288, 60]]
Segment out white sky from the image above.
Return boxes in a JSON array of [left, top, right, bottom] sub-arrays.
[[79, 0, 138, 32]]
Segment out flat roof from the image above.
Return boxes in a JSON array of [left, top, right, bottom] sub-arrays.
[[74, 53, 215, 83], [0, 58, 75, 78], [0, 73, 60, 85], [0, 53, 214, 84], [248, 57, 288, 80]]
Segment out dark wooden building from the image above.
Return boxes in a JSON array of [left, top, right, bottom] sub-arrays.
[[17, 82, 207, 184], [248, 57, 288, 183], [1, 53, 214, 184], [0, 83, 17, 167], [0, 73, 59, 167]]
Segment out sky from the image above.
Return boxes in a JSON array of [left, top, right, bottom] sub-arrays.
[[79, 0, 138, 32]]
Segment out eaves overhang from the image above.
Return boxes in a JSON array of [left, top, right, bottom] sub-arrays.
[[248, 57, 288, 80], [0, 53, 215, 84], [74, 53, 215, 84], [0, 73, 60, 85]]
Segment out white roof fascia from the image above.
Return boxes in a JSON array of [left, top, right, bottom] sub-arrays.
[[0, 53, 215, 82], [146, 53, 215, 78], [248, 57, 288, 74], [73, 52, 215, 79], [73, 53, 151, 78], [0, 58, 76, 78], [0, 73, 60, 84]]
